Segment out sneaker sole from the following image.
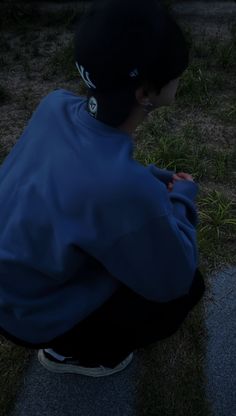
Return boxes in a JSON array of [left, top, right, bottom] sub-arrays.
[[37, 349, 134, 377]]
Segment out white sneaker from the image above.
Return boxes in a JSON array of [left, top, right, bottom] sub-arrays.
[[38, 349, 134, 377]]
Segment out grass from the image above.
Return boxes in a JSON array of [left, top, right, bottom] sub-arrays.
[[0, 1, 37, 32], [134, 105, 236, 274], [176, 63, 218, 108], [175, 21, 236, 110], [213, 97, 236, 125], [193, 38, 236, 71], [42, 39, 88, 94], [0, 0, 87, 34], [210, 149, 235, 182], [136, 303, 210, 416], [0, 36, 12, 69], [15, 90, 35, 120], [198, 191, 236, 239], [197, 190, 236, 271], [0, 1, 83, 33], [0, 86, 10, 106], [0, 143, 8, 165], [42, 41, 78, 81], [0, 338, 32, 416], [135, 132, 209, 179], [135, 117, 235, 184], [135, 106, 236, 276], [231, 22, 236, 45]]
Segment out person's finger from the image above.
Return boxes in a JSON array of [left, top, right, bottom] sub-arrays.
[[172, 174, 182, 181], [176, 172, 189, 178], [175, 172, 194, 181]]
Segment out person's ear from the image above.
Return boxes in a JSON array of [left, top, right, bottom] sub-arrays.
[[135, 86, 150, 106]]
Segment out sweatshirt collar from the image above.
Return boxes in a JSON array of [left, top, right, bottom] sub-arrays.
[[77, 98, 133, 141]]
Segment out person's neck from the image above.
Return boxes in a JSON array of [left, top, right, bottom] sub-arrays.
[[117, 106, 146, 137]]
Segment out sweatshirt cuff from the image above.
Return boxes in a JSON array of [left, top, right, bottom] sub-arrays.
[[169, 181, 199, 227], [146, 163, 174, 185], [171, 180, 199, 200]]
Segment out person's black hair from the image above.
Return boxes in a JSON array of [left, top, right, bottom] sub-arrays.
[[74, 0, 189, 127]]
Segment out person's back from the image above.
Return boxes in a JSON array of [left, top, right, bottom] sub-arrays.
[[0, 0, 205, 376], [0, 89, 146, 343]]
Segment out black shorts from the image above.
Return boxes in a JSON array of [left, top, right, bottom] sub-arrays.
[[0, 268, 205, 367]]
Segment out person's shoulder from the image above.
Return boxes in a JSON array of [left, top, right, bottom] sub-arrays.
[[40, 89, 85, 106]]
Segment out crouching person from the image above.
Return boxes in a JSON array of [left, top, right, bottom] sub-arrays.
[[0, 0, 205, 377]]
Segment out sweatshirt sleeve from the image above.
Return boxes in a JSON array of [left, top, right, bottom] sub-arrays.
[[96, 178, 199, 303], [146, 163, 175, 185]]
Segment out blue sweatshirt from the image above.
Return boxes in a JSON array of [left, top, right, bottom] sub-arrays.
[[0, 89, 199, 344]]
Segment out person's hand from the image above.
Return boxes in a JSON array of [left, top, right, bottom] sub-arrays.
[[167, 172, 194, 192]]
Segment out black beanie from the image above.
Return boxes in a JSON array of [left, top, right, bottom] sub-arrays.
[[74, 0, 188, 93], [74, 0, 189, 126]]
